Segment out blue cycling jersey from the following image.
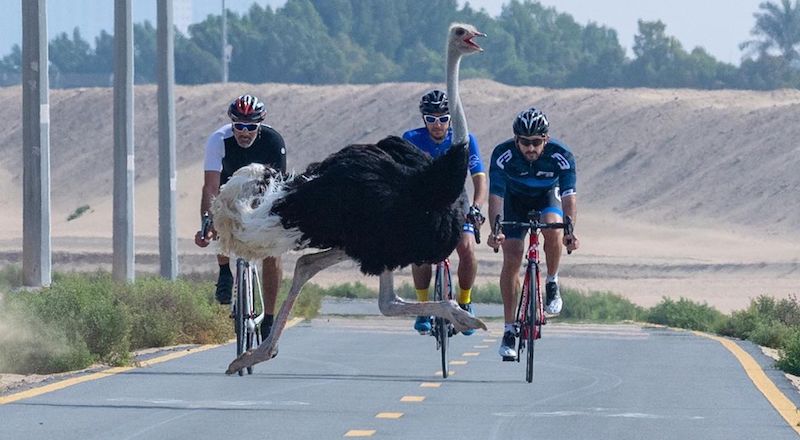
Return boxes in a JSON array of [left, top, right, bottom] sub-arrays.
[[402, 127, 485, 176], [489, 137, 577, 199]]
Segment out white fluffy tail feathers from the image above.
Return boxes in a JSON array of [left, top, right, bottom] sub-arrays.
[[210, 163, 307, 261]]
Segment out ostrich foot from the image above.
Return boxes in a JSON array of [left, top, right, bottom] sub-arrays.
[[436, 300, 487, 333], [225, 334, 277, 374]]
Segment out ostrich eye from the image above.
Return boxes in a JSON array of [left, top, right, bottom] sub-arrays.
[[455, 28, 465, 36]]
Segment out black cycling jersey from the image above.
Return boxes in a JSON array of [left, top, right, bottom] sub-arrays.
[[204, 124, 287, 186]]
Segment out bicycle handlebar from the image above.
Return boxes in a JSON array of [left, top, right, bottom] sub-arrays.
[[200, 212, 213, 238], [466, 205, 485, 245], [492, 213, 575, 255]]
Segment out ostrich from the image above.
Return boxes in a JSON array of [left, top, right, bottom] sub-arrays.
[[215, 23, 487, 374]]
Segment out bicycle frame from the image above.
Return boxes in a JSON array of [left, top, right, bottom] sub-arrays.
[[517, 230, 545, 342]]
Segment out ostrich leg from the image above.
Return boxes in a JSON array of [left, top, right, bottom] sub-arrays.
[[226, 248, 349, 374], [378, 270, 486, 333]]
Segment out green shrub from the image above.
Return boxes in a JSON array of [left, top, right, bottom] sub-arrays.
[[646, 297, 726, 332], [471, 282, 502, 304], [120, 277, 230, 348], [322, 282, 376, 299], [775, 329, 800, 375], [66, 204, 91, 221], [561, 289, 644, 322], [0, 264, 23, 291]]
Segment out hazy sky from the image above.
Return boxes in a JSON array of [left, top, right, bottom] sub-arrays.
[[1, 0, 766, 65]]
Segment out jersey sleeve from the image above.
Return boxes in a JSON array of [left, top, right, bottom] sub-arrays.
[[555, 149, 577, 197], [401, 130, 414, 143], [273, 131, 287, 173], [467, 134, 485, 175], [203, 130, 225, 172], [489, 145, 509, 197]]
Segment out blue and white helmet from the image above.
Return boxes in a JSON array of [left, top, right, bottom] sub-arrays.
[[513, 108, 549, 136]]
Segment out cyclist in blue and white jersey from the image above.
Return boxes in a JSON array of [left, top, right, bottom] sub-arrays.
[[486, 107, 580, 359], [194, 94, 286, 344], [402, 89, 488, 336]]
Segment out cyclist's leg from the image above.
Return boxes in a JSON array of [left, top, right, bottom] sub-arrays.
[[411, 263, 433, 333], [455, 231, 478, 335], [261, 256, 281, 342], [541, 188, 565, 314], [215, 254, 233, 304]]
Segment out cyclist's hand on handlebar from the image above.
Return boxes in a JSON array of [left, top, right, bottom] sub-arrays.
[[194, 228, 216, 247], [488, 232, 505, 251], [563, 233, 579, 253], [467, 204, 486, 225]]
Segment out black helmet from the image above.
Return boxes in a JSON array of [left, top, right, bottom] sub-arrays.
[[227, 94, 266, 122], [419, 90, 449, 114], [513, 108, 549, 136]]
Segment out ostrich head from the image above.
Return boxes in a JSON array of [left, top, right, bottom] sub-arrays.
[[447, 23, 485, 55]]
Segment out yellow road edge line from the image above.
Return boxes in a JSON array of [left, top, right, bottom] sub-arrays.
[[692, 330, 800, 434], [0, 317, 305, 406], [344, 429, 376, 437], [375, 412, 403, 419]]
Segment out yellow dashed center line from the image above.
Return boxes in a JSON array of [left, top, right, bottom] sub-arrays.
[[420, 382, 441, 388], [400, 395, 426, 402], [473, 345, 489, 348], [462, 352, 480, 356], [483, 339, 496, 343], [449, 360, 468, 365], [434, 370, 455, 376], [344, 429, 376, 437], [375, 412, 403, 419]]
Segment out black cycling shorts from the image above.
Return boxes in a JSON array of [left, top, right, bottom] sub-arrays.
[[502, 187, 563, 240]]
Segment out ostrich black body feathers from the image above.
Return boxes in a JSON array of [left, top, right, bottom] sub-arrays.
[[272, 135, 469, 275]]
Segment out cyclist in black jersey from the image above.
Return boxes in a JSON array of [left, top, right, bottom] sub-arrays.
[[194, 94, 286, 343], [486, 107, 580, 359]]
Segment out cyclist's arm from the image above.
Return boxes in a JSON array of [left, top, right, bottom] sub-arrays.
[[471, 173, 488, 208], [201, 171, 221, 217], [561, 193, 576, 226]]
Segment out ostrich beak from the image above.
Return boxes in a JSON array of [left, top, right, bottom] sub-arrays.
[[465, 31, 486, 51]]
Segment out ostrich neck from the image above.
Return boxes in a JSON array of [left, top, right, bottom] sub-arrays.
[[446, 48, 468, 146]]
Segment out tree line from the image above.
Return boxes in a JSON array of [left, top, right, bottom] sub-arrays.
[[1, 0, 799, 90]]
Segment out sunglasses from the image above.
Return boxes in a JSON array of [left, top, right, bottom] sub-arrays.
[[517, 136, 545, 147], [423, 114, 451, 124], [233, 122, 259, 132]]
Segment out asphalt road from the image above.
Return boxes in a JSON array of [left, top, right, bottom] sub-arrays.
[[1, 316, 798, 439]]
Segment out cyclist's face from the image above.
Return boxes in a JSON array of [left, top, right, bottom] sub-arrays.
[[232, 121, 260, 148], [423, 112, 450, 143], [516, 135, 548, 161]]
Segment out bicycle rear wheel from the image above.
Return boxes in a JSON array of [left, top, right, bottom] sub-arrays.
[[433, 263, 449, 378], [526, 265, 539, 383]]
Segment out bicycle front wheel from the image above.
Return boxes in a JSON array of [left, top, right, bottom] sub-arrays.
[[433, 263, 449, 378], [234, 259, 249, 376], [526, 264, 538, 383]]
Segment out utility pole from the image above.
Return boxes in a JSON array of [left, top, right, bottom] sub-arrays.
[[113, 0, 135, 282], [158, 0, 178, 279], [221, 0, 231, 83], [21, 0, 51, 287]]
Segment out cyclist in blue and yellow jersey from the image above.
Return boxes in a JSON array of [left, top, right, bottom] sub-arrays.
[[486, 107, 580, 359], [194, 94, 286, 344], [402, 89, 488, 336]]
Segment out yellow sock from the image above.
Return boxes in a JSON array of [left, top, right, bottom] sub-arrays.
[[416, 288, 429, 302], [458, 288, 472, 305]]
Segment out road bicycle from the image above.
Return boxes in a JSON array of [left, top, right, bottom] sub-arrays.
[[493, 210, 572, 383], [202, 213, 265, 376], [430, 207, 485, 378]]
